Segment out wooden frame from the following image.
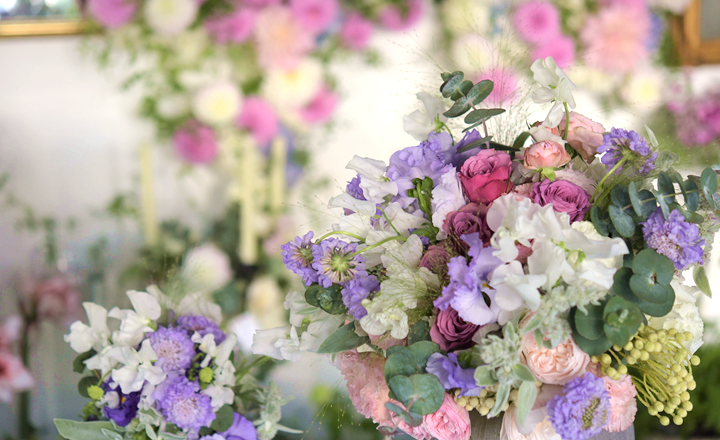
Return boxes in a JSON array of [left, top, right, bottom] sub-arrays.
[[672, 0, 720, 65], [0, 19, 86, 37]]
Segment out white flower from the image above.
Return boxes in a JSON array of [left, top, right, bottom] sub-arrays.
[[144, 0, 198, 36], [345, 155, 398, 204], [203, 384, 234, 410], [490, 260, 547, 317], [192, 81, 242, 126], [181, 243, 233, 293], [65, 302, 111, 353], [284, 290, 326, 328], [84, 347, 119, 377], [109, 291, 162, 347], [360, 303, 409, 339], [649, 280, 704, 354], [378, 202, 427, 237], [108, 340, 166, 394], [432, 169, 467, 240], [156, 94, 190, 119], [486, 195, 546, 262], [403, 92, 447, 141], [531, 57, 577, 127], [229, 313, 261, 353], [252, 326, 303, 362], [263, 60, 323, 109], [647, 0, 693, 14], [148, 286, 223, 324]]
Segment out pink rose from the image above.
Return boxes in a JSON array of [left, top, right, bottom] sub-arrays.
[[378, 0, 423, 31], [530, 179, 590, 222], [418, 244, 451, 279], [339, 350, 393, 426], [523, 141, 571, 170], [340, 13, 373, 50], [173, 121, 219, 164], [531, 33, 575, 68], [255, 6, 314, 70], [443, 203, 493, 245], [430, 308, 479, 352], [512, 183, 534, 200], [459, 150, 514, 204], [237, 97, 279, 146], [604, 375, 638, 432], [389, 400, 433, 440], [25, 276, 81, 326], [0, 351, 34, 403], [423, 394, 471, 440], [204, 9, 255, 44], [521, 332, 590, 385], [512, 1, 560, 44], [87, 0, 137, 29], [299, 85, 338, 125], [290, 0, 339, 34], [559, 112, 605, 162]]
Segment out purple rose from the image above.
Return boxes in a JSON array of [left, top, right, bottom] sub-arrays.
[[430, 307, 479, 352], [443, 203, 493, 248], [458, 150, 514, 204], [419, 245, 452, 279], [531, 179, 590, 222]]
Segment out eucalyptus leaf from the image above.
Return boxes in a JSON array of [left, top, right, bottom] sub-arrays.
[[610, 185, 632, 209], [439, 71, 464, 99], [385, 402, 423, 427], [694, 266, 712, 298], [210, 405, 235, 432], [466, 80, 494, 105], [638, 190, 657, 218], [512, 132, 532, 150], [317, 322, 369, 354], [590, 206, 609, 236], [608, 205, 635, 237], [573, 303, 605, 340], [516, 381, 538, 426], [408, 341, 441, 371], [304, 284, 346, 315], [54, 420, 120, 440], [654, 189, 670, 219], [443, 97, 472, 118], [701, 167, 718, 207], [657, 172, 676, 204], [571, 329, 612, 356], [73, 350, 96, 374], [388, 374, 445, 415], [463, 108, 506, 125]]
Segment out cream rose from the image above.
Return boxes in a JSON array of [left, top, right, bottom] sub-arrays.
[[521, 332, 590, 385], [523, 140, 571, 169]]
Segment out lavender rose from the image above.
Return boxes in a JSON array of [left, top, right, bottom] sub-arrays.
[[458, 150, 514, 204], [430, 308, 479, 352], [443, 203, 493, 247], [531, 179, 590, 222]]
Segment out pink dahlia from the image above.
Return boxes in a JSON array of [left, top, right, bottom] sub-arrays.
[[340, 12, 373, 50], [173, 121, 219, 164], [378, 0, 423, 31], [512, 1, 561, 44], [237, 97, 279, 146], [290, 0, 339, 34], [254, 6, 315, 69], [580, 5, 650, 73], [531, 34, 576, 68], [475, 68, 519, 105], [299, 86, 338, 125], [87, 0, 137, 29], [205, 9, 256, 44], [338, 350, 393, 426]]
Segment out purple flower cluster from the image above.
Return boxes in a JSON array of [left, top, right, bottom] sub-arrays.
[[200, 412, 257, 440], [312, 238, 367, 287], [642, 208, 706, 270], [177, 314, 227, 344], [281, 231, 318, 285], [148, 326, 197, 373], [341, 275, 380, 320], [548, 373, 610, 440], [597, 128, 657, 174], [101, 382, 141, 427], [426, 352, 481, 397], [346, 175, 366, 201], [153, 375, 216, 431]]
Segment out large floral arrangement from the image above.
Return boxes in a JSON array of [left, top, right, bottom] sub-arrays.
[[253, 57, 719, 440], [438, 0, 692, 109], [54, 287, 296, 440]]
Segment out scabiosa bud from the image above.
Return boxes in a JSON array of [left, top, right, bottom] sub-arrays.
[[281, 231, 318, 285], [548, 373, 611, 440]]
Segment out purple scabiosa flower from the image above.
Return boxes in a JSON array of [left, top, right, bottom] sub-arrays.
[[548, 373, 611, 440], [177, 315, 226, 344], [426, 352, 481, 397], [346, 175, 366, 201], [100, 382, 141, 427], [148, 326, 196, 373], [597, 128, 658, 174], [153, 375, 216, 431], [642, 208, 706, 270], [341, 275, 380, 320], [281, 231, 318, 285], [311, 238, 367, 287]]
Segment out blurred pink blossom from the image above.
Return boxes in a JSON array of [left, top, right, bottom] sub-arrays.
[[669, 92, 720, 146], [299, 86, 338, 124], [290, 0, 339, 34], [87, 0, 137, 29], [340, 12, 373, 50], [531, 34, 575, 68], [0, 316, 21, 352], [475, 68, 518, 105], [378, 0, 423, 31], [237, 97, 279, 146], [242, 0, 280, 6], [173, 121, 219, 164], [598, 0, 646, 7], [25, 276, 81, 327], [581, 5, 650, 73], [205, 8, 256, 44], [338, 349, 393, 426], [0, 351, 34, 403], [255, 6, 315, 69], [512, 1, 560, 44]]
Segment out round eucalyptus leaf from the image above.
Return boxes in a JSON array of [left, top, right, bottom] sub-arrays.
[[388, 374, 445, 415], [632, 249, 674, 285], [384, 347, 418, 383], [608, 205, 636, 237], [573, 303, 605, 340], [304, 284, 347, 315], [604, 323, 632, 347]]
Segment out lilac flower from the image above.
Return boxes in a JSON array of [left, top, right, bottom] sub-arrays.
[[220, 412, 258, 440], [386, 131, 454, 207], [642, 208, 705, 270], [311, 238, 367, 287], [434, 233, 502, 326], [548, 373, 610, 440], [426, 352, 481, 397], [346, 175, 366, 201], [597, 128, 657, 174], [153, 375, 216, 431], [281, 232, 318, 285], [177, 315, 227, 344], [341, 275, 380, 320], [100, 382, 141, 427], [148, 326, 197, 373], [446, 129, 484, 167]]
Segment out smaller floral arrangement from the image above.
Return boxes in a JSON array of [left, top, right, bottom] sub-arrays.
[[54, 287, 297, 440], [254, 57, 719, 440]]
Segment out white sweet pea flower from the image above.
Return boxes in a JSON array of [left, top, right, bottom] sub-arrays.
[[345, 156, 398, 203], [65, 302, 111, 353], [192, 81, 242, 126], [379, 202, 427, 237], [144, 0, 198, 36], [530, 57, 577, 127], [431, 169, 467, 240], [403, 92, 447, 141], [109, 291, 162, 347], [486, 195, 545, 262], [489, 261, 547, 318], [108, 340, 166, 394], [203, 384, 235, 410], [252, 326, 303, 362], [84, 347, 119, 377], [299, 315, 345, 353]]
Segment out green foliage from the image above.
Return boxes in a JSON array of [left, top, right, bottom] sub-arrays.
[[693, 266, 712, 298], [570, 296, 643, 356], [54, 420, 121, 440], [383, 342, 443, 417], [72, 350, 95, 374], [407, 320, 432, 345], [305, 284, 347, 315], [612, 250, 676, 318], [317, 322, 369, 354], [210, 405, 235, 432], [77, 376, 97, 399]]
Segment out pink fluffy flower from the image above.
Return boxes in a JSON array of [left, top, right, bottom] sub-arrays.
[[475, 68, 518, 105], [340, 12, 373, 50], [581, 5, 650, 73], [237, 97, 279, 146], [290, 0, 339, 34], [378, 0, 423, 31], [87, 0, 137, 28], [205, 8, 256, 44], [255, 6, 315, 69], [173, 121, 219, 164], [338, 350, 393, 426], [0, 351, 34, 403], [521, 332, 590, 385], [423, 394, 471, 440], [512, 1, 561, 44], [25, 276, 81, 327], [531, 34, 575, 68], [604, 375, 638, 432], [299, 86, 338, 125]]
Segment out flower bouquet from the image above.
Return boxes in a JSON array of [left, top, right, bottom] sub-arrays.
[[254, 57, 719, 440], [54, 287, 297, 440]]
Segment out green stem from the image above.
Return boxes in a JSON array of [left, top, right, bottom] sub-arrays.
[[347, 235, 406, 258], [380, 208, 402, 237], [438, 122, 455, 144], [316, 230, 365, 242], [619, 189, 703, 213], [562, 102, 570, 141], [590, 158, 628, 203]]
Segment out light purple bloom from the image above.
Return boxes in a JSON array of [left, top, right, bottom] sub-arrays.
[[281, 231, 318, 285], [311, 238, 367, 287], [100, 382, 141, 427], [177, 315, 226, 344], [341, 275, 379, 320], [148, 326, 196, 373], [219, 412, 258, 440], [548, 373, 610, 440], [642, 208, 705, 270], [346, 175, 366, 201], [446, 129, 484, 167], [597, 128, 657, 174], [426, 352, 481, 397], [153, 375, 216, 431]]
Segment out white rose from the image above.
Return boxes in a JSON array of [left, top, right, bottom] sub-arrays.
[[145, 0, 198, 36], [192, 81, 242, 126]]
